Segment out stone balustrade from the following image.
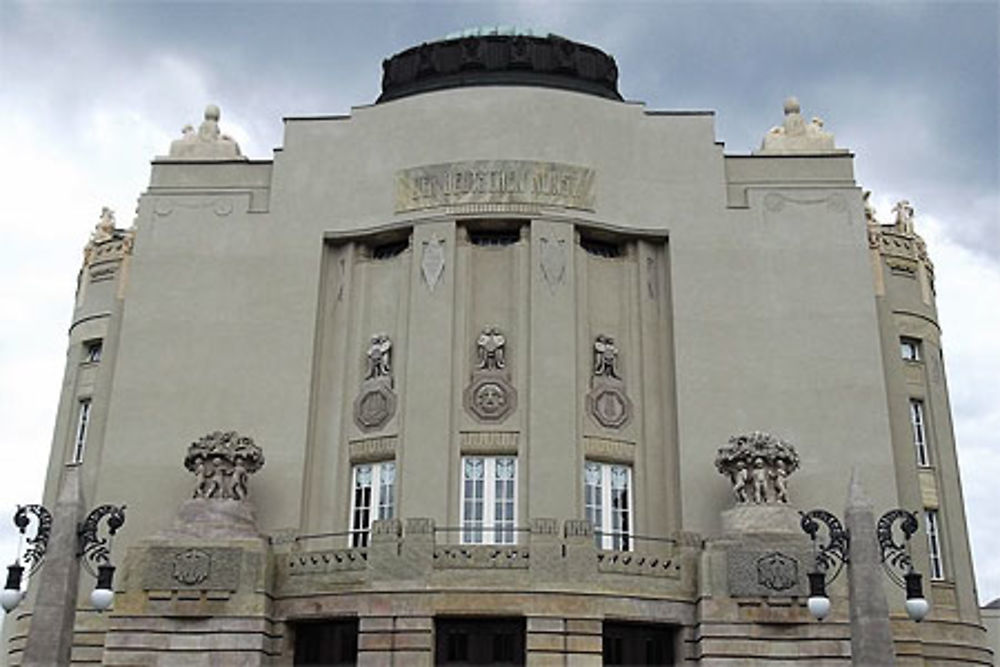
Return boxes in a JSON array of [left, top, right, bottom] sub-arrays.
[[274, 518, 700, 599]]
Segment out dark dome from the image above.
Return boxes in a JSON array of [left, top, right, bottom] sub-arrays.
[[377, 32, 622, 103]]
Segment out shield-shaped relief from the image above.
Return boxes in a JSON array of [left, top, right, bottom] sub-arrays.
[[540, 237, 566, 291], [421, 237, 445, 292]]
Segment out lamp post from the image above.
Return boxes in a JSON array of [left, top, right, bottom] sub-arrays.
[[799, 469, 929, 665], [1, 464, 125, 666]]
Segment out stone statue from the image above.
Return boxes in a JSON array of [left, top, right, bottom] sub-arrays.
[[715, 431, 800, 504], [91, 207, 116, 244], [593, 335, 620, 379], [476, 326, 506, 371], [863, 190, 878, 225], [730, 461, 750, 503], [365, 334, 393, 381], [167, 105, 245, 160], [184, 431, 265, 501], [756, 97, 843, 155], [892, 200, 915, 234], [771, 460, 790, 503]]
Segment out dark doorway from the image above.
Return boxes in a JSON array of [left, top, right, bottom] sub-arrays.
[[294, 618, 359, 666], [603, 621, 676, 666], [435, 617, 525, 665]]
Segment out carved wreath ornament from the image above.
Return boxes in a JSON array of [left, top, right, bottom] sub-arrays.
[[715, 431, 800, 505], [185, 431, 265, 501]]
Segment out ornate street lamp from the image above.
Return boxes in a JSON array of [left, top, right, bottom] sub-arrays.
[[800, 507, 929, 623], [2, 503, 126, 613]]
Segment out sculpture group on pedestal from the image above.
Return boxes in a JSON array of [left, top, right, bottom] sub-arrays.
[[715, 431, 800, 504], [185, 430, 265, 501], [167, 105, 244, 160]]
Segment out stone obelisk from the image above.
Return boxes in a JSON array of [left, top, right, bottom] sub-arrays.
[[845, 466, 896, 665], [22, 464, 86, 666]]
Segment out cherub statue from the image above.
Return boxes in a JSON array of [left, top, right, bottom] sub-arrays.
[[593, 335, 620, 379], [194, 456, 221, 499], [752, 457, 769, 504], [771, 460, 789, 503], [731, 460, 750, 503]]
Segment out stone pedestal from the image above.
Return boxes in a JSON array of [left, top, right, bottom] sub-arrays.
[[721, 503, 802, 536], [103, 496, 274, 665]]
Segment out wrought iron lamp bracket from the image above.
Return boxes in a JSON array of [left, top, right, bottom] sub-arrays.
[[876, 508, 918, 588], [12, 505, 52, 577], [800, 509, 850, 583], [77, 504, 126, 577]]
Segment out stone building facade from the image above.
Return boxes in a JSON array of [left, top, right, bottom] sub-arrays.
[[3, 32, 991, 665]]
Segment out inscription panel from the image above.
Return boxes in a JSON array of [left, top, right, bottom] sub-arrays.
[[396, 160, 596, 213]]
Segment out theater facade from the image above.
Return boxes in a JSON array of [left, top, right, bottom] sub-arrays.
[[3, 31, 991, 665]]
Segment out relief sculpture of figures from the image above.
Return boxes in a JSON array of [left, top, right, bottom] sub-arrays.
[[184, 431, 265, 501], [465, 326, 516, 422], [355, 333, 398, 431], [715, 431, 800, 505], [593, 335, 620, 379], [587, 334, 632, 429], [476, 326, 506, 371], [365, 333, 393, 383]]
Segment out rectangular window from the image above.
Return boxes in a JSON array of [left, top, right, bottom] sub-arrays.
[[349, 461, 394, 547], [603, 621, 677, 666], [584, 461, 633, 551], [83, 340, 103, 363], [461, 456, 517, 544], [900, 337, 921, 362], [434, 617, 525, 666], [910, 399, 930, 467], [294, 618, 358, 667], [72, 398, 91, 463], [925, 510, 945, 580]]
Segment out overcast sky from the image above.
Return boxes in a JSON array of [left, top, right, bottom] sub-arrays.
[[1, 0, 997, 615]]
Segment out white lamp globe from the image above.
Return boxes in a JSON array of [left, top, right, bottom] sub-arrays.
[[0, 587, 22, 613], [905, 597, 930, 622], [90, 587, 114, 611], [808, 595, 831, 621]]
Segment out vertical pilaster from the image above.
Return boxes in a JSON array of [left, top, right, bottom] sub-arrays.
[[529, 220, 578, 521]]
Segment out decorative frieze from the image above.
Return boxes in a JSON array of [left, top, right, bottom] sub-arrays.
[[582, 436, 635, 463], [460, 431, 518, 455], [348, 436, 398, 462]]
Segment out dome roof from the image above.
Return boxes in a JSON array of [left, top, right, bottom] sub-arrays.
[[377, 32, 622, 103]]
